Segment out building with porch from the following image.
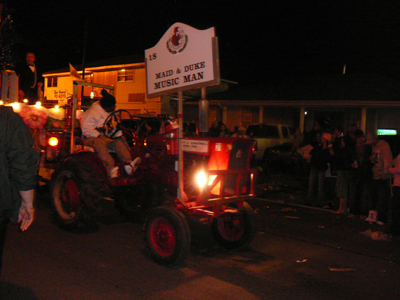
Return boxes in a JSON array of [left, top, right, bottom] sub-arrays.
[[42, 55, 161, 115], [181, 79, 400, 136]]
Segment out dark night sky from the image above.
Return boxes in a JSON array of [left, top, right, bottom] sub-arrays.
[[6, 0, 400, 87]]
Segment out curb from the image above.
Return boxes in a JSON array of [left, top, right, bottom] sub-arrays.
[[254, 197, 335, 212]]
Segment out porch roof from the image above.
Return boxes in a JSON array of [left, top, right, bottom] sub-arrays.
[[43, 54, 145, 76], [185, 99, 400, 108]]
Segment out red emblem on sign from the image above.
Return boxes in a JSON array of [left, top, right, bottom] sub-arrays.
[[166, 27, 188, 54]]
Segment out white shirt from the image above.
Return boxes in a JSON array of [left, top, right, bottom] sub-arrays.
[[81, 101, 121, 139]]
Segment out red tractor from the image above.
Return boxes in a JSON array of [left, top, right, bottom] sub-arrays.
[[44, 81, 257, 266]]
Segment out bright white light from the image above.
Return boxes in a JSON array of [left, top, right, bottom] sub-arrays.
[[48, 137, 59, 147], [55, 105, 59, 109], [35, 101, 41, 107], [196, 171, 207, 189], [304, 111, 308, 115], [208, 175, 217, 185], [90, 91, 94, 99], [11, 102, 20, 110], [0, 100, 3, 105], [23, 99, 28, 103]]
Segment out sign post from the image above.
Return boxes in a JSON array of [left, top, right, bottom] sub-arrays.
[[177, 91, 183, 200], [145, 22, 220, 201]]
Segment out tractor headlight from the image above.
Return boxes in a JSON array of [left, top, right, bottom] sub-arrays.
[[195, 171, 217, 189], [196, 170, 207, 189], [45, 133, 63, 162], [48, 137, 59, 147]]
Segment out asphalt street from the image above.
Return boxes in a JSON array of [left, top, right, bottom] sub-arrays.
[[1, 189, 399, 300]]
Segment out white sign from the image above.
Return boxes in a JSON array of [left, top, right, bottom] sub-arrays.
[[145, 22, 220, 98], [53, 90, 67, 101], [182, 139, 209, 154]]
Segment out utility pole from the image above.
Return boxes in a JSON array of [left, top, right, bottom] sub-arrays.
[[80, 19, 89, 102]]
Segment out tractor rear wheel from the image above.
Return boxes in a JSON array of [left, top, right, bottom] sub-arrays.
[[51, 158, 103, 232], [144, 206, 191, 266], [211, 201, 257, 250]]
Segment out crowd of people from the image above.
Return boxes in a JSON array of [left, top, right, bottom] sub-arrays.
[[205, 119, 399, 235], [207, 121, 249, 138], [292, 121, 399, 235]]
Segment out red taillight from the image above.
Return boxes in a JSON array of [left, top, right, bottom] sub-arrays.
[[252, 140, 258, 151]]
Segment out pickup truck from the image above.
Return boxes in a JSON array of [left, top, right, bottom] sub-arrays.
[[246, 124, 295, 160]]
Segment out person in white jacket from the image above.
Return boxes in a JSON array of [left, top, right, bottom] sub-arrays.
[[81, 89, 140, 178], [365, 133, 393, 224], [389, 152, 400, 235]]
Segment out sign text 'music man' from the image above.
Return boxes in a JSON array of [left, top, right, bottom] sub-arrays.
[[154, 61, 206, 90]]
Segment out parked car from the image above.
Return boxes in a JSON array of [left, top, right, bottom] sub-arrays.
[[246, 124, 295, 160], [260, 142, 297, 172]]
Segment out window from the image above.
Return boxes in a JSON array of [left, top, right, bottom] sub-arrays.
[[288, 126, 296, 136], [128, 93, 145, 103], [118, 69, 134, 82], [265, 125, 280, 138], [47, 77, 57, 87], [246, 125, 279, 138], [281, 126, 289, 138]]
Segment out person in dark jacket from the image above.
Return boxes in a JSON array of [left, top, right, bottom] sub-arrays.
[[14, 52, 43, 104], [348, 130, 373, 218], [218, 124, 230, 137], [0, 106, 39, 274], [332, 135, 354, 214], [208, 121, 220, 137], [306, 132, 333, 207]]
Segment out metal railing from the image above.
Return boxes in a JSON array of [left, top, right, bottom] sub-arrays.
[[70, 81, 115, 154]]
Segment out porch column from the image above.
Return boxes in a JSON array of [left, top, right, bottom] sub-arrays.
[[198, 87, 209, 137], [9, 72, 18, 103], [222, 106, 228, 125], [360, 107, 367, 133], [259, 106, 264, 123], [1, 71, 8, 102], [299, 107, 306, 133]]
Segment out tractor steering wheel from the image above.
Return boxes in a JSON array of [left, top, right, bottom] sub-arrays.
[[103, 109, 132, 139]]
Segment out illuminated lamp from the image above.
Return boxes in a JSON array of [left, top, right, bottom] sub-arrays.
[[48, 137, 59, 147], [196, 170, 207, 189], [0, 100, 3, 105], [23, 99, 28, 103], [90, 91, 94, 99], [35, 101, 41, 107], [11, 102, 20, 110]]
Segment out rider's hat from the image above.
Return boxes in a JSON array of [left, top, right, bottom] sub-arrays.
[[100, 89, 116, 109]]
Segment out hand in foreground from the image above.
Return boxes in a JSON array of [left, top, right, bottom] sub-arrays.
[[18, 190, 35, 231], [18, 203, 35, 231]]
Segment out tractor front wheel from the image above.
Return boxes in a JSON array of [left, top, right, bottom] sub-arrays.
[[211, 201, 257, 250], [144, 206, 191, 266]]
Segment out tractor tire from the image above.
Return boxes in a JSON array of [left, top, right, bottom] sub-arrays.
[[211, 201, 257, 250], [144, 206, 191, 267], [51, 158, 103, 232]]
